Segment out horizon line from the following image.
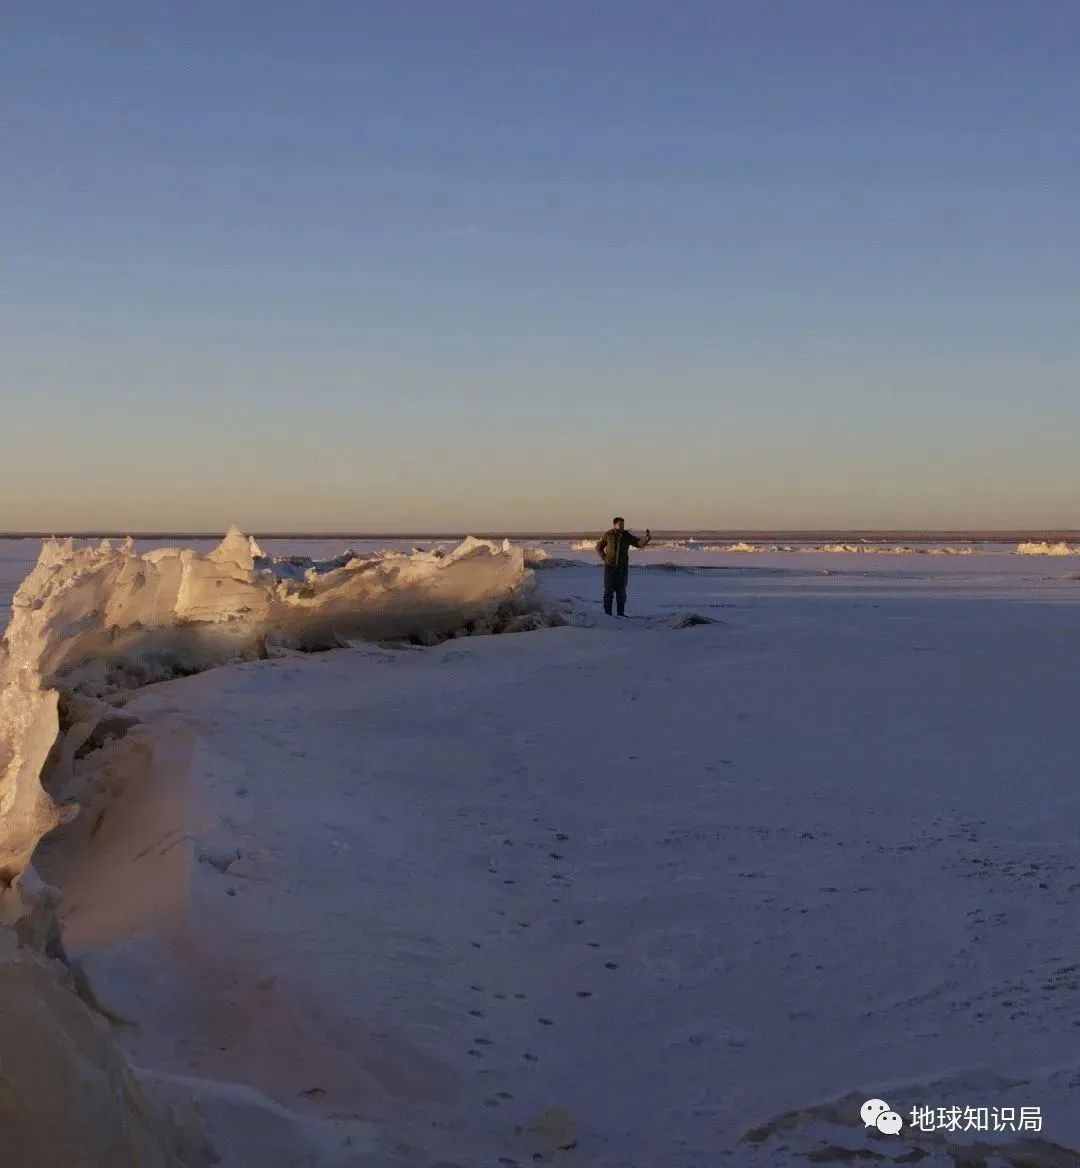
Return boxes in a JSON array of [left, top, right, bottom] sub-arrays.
[[3, 529, 1080, 543]]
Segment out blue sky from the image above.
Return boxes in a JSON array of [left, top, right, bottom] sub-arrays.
[[3, 1, 1077, 531]]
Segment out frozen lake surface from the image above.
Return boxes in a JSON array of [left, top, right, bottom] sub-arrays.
[[6, 534, 1080, 1164]]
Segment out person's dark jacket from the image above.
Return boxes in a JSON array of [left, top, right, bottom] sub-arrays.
[[595, 527, 650, 570]]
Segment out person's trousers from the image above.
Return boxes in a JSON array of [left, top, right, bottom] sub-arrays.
[[603, 565, 628, 615]]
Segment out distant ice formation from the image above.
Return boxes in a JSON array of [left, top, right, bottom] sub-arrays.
[[577, 537, 980, 556], [0, 529, 533, 889], [812, 543, 974, 555], [648, 540, 976, 555], [1016, 541, 1077, 556]]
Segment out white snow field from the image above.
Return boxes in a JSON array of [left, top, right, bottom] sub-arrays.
[[4, 534, 1080, 1165]]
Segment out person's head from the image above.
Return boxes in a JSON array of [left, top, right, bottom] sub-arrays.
[[612, 517, 625, 530]]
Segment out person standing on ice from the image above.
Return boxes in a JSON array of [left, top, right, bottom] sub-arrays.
[[595, 517, 651, 616]]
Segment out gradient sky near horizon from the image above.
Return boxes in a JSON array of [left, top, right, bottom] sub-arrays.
[[3, 1, 1078, 532]]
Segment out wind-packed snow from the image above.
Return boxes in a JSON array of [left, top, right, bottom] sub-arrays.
[[0, 928, 208, 1165]]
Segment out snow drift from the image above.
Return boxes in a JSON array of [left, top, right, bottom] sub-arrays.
[[0, 929, 209, 1166], [0, 529, 533, 889]]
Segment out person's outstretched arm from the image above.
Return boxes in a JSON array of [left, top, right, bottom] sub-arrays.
[[625, 528, 652, 548]]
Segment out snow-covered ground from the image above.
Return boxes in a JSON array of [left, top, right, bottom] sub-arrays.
[[7, 536, 1080, 1164]]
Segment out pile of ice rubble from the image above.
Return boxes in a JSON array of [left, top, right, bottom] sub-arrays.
[[0, 528, 549, 1162], [1, 527, 543, 878], [1016, 541, 1079, 556]]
